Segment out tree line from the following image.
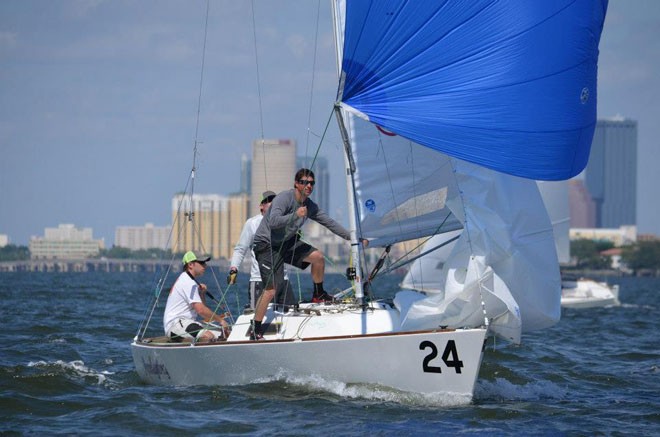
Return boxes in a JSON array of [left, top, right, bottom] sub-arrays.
[[570, 239, 660, 274], [0, 245, 174, 262], [3, 241, 659, 274]]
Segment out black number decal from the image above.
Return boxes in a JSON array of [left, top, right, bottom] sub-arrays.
[[441, 340, 464, 374], [419, 340, 464, 374], [419, 340, 442, 373]]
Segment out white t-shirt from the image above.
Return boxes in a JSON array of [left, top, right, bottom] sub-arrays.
[[163, 271, 202, 334], [230, 214, 263, 282]]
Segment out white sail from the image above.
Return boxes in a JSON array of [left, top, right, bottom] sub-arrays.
[[399, 229, 463, 293], [340, 109, 463, 247], [393, 161, 560, 344], [537, 180, 571, 264]]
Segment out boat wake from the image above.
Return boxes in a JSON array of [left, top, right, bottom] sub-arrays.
[[27, 360, 115, 386], [253, 369, 472, 407], [475, 377, 567, 402]]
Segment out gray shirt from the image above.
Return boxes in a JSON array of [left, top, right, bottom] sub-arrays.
[[253, 188, 351, 247]]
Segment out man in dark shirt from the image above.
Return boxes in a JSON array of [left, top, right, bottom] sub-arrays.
[[250, 168, 366, 340]]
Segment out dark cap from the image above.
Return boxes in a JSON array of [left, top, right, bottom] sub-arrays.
[[261, 190, 276, 204]]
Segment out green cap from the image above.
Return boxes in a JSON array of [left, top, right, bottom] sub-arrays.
[[182, 251, 211, 265]]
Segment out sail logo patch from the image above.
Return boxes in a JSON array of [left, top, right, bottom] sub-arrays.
[[365, 199, 376, 213], [580, 87, 589, 104]]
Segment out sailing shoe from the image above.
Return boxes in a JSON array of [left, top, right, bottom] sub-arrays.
[[311, 291, 335, 304], [249, 330, 264, 341], [249, 320, 265, 341]]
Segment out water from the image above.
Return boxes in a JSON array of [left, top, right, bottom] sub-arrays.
[[1, 272, 658, 435]]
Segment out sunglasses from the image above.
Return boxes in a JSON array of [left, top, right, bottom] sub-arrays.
[[297, 179, 315, 186]]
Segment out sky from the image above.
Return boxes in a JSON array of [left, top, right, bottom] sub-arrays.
[[1, 0, 659, 246]]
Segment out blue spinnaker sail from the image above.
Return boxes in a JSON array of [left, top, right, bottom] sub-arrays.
[[339, 0, 608, 181]]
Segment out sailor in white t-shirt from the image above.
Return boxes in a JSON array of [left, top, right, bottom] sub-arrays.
[[163, 251, 229, 342]]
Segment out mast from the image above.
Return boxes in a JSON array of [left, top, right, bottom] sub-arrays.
[[331, 0, 365, 303], [334, 105, 365, 303]]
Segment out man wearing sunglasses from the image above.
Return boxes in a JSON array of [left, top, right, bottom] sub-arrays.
[[250, 168, 367, 340]]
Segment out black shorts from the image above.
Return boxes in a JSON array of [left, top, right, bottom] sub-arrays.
[[248, 279, 295, 308], [254, 239, 315, 290]]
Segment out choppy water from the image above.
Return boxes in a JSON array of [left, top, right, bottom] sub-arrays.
[[0, 271, 658, 435]]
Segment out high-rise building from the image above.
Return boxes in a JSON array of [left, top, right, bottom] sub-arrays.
[[251, 139, 297, 212], [114, 223, 170, 250], [171, 193, 248, 260], [29, 224, 104, 259], [585, 118, 637, 228], [297, 155, 330, 213]]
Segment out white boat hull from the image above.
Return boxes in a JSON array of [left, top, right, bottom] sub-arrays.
[[132, 302, 487, 396], [561, 279, 620, 309]]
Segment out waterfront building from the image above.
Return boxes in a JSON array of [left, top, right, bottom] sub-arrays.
[[570, 225, 637, 247], [29, 224, 104, 260], [114, 223, 170, 250], [171, 192, 248, 260], [585, 118, 637, 228], [251, 139, 297, 212], [0, 234, 8, 248]]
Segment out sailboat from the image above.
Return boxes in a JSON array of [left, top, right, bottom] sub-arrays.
[[405, 181, 621, 311], [537, 181, 621, 309], [132, 0, 607, 399]]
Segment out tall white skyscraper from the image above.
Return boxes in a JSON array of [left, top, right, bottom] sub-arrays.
[[251, 139, 297, 213]]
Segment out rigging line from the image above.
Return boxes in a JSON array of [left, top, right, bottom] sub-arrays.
[[303, 0, 322, 164], [382, 212, 455, 272], [186, 218, 236, 325], [137, 177, 194, 340], [383, 233, 461, 276], [188, 0, 211, 261], [249, 1, 268, 190], [193, 0, 210, 150]]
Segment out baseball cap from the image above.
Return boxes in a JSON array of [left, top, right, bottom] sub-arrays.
[[182, 251, 211, 265], [261, 190, 276, 204]]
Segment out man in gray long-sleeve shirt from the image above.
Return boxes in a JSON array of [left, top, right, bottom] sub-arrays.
[[250, 168, 366, 340]]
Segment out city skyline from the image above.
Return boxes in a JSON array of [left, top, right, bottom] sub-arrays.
[[1, 1, 659, 245]]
